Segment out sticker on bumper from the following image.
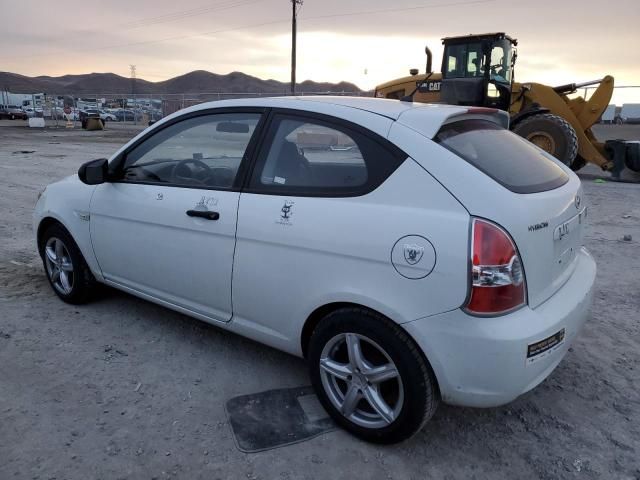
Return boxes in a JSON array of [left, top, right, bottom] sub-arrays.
[[526, 328, 566, 365]]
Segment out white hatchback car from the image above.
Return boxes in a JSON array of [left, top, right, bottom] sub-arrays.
[[34, 97, 595, 443]]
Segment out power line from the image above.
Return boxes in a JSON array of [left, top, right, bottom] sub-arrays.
[[0, 0, 497, 61], [120, 0, 267, 30], [301, 0, 496, 21]]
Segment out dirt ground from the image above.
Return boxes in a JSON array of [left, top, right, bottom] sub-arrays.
[[0, 123, 639, 480]]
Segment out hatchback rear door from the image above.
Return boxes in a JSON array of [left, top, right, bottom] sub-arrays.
[[392, 113, 586, 308]]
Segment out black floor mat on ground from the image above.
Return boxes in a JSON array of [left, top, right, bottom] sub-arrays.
[[225, 386, 336, 453]]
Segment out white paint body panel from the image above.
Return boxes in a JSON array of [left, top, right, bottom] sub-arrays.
[[90, 183, 238, 321], [405, 247, 595, 407], [393, 120, 587, 308], [232, 159, 470, 355], [33, 175, 103, 281], [33, 96, 596, 408]]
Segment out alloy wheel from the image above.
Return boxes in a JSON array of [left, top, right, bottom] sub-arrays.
[[44, 237, 75, 295], [319, 333, 404, 429]]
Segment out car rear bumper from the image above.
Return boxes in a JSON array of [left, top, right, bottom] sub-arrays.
[[403, 247, 596, 408]]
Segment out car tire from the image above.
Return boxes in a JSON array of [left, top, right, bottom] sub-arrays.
[[10, 114, 14, 120], [308, 308, 439, 444], [512, 113, 579, 167], [39, 223, 97, 304]]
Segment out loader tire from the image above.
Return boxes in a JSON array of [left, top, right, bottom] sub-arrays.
[[512, 113, 579, 167], [570, 155, 587, 172]]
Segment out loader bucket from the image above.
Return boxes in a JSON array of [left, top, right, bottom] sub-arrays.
[[519, 76, 615, 170]]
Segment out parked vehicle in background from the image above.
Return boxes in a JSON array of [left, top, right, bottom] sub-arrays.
[[619, 104, 640, 124], [34, 97, 596, 444], [79, 109, 99, 123], [65, 110, 80, 121], [0, 105, 28, 120], [48, 107, 67, 120], [99, 110, 117, 122], [78, 109, 105, 129], [600, 105, 616, 124], [81, 109, 117, 122], [144, 109, 164, 122], [114, 109, 139, 122]]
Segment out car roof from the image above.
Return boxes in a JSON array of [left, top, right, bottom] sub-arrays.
[[182, 95, 471, 121], [115, 96, 505, 161]]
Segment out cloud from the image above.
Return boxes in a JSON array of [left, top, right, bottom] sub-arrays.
[[0, 0, 637, 101]]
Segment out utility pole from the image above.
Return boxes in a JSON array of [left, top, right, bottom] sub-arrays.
[[130, 65, 137, 124], [130, 65, 137, 96], [290, 0, 303, 95]]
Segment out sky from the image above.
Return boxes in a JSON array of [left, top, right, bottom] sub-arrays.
[[1, 0, 639, 103]]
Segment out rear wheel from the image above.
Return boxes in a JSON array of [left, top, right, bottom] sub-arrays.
[[308, 308, 439, 444], [512, 113, 578, 167]]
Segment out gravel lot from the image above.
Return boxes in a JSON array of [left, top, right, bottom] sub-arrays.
[[1, 123, 639, 480]]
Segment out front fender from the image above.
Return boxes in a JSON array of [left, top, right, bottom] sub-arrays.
[[34, 175, 103, 281], [509, 104, 550, 127]]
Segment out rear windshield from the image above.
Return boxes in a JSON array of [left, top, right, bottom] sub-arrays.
[[435, 120, 569, 193]]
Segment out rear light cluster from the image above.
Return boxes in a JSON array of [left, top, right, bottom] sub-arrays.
[[465, 218, 527, 315]]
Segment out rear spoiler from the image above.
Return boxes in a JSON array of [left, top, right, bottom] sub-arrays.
[[460, 107, 510, 129], [396, 106, 509, 139]]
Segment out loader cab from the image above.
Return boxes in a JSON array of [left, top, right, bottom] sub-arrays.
[[440, 33, 517, 111]]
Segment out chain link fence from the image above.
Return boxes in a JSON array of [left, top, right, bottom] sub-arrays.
[[8, 86, 639, 128], [29, 90, 370, 128]]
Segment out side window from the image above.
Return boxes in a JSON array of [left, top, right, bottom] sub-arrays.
[[121, 112, 261, 189], [446, 56, 457, 76], [445, 43, 483, 78], [250, 114, 406, 196]]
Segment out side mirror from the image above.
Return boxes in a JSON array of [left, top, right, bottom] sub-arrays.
[[78, 158, 109, 185]]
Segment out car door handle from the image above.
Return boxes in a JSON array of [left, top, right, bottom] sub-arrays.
[[186, 209, 220, 220]]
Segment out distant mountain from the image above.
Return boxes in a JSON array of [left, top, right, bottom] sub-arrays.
[[0, 70, 362, 95]]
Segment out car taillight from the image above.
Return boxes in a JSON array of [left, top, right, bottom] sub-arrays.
[[465, 218, 526, 315]]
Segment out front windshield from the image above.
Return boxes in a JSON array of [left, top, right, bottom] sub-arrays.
[[443, 38, 515, 83], [444, 42, 484, 78], [489, 39, 514, 83]]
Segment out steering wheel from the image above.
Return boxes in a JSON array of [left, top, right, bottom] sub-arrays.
[[171, 159, 214, 186], [209, 166, 235, 187]]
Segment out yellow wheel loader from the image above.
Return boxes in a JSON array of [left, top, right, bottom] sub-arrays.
[[375, 33, 640, 175]]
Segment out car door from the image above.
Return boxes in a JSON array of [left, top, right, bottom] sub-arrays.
[[232, 111, 416, 348], [90, 110, 264, 322]]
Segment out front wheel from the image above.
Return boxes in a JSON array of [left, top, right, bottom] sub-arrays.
[[40, 223, 97, 304], [308, 308, 439, 444], [512, 113, 579, 167]]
